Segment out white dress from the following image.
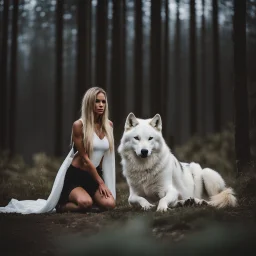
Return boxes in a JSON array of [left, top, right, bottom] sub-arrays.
[[0, 126, 116, 214]]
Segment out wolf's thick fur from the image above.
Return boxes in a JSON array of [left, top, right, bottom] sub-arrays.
[[118, 113, 237, 212]]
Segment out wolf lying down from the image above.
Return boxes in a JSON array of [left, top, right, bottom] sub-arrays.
[[118, 113, 237, 212]]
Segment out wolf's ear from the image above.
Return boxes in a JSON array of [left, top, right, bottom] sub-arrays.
[[125, 112, 139, 130], [149, 114, 162, 131]]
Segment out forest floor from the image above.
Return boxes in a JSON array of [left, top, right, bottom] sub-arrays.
[[1, 179, 256, 256]]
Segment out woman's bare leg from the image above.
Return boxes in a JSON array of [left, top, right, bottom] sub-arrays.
[[93, 189, 116, 210], [59, 187, 93, 213], [58, 202, 80, 212]]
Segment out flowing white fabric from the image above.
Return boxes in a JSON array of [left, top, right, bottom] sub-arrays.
[[0, 146, 116, 214], [102, 146, 116, 199]]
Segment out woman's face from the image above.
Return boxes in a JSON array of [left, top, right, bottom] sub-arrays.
[[94, 92, 106, 116]]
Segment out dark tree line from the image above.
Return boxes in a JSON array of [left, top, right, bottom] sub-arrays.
[[0, 0, 254, 174], [55, 0, 63, 157], [0, 0, 18, 156], [189, 0, 197, 135], [75, 0, 91, 119], [134, 0, 143, 118], [9, 0, 19, 156], [150, 0, 162, 116], [0, 0, 9, 152], [200, 0, 206, 133], [212, 0, 221, 132], [96, 0, 108, 91], [174, 0, 181, 142], [111, 0, 126, 128], [162, 0, 170, 132], [233, 0, 251, 173]]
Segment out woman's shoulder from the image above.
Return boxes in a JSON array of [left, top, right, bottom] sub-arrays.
[[72, 119, 83, 133], [109, 120, 113, 127], [73, 118, 83, 126]]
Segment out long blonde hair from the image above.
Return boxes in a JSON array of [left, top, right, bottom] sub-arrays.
[[77, 87, 114, 157]]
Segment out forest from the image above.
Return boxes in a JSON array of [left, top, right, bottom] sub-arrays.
[[0, 1, 256, 255]]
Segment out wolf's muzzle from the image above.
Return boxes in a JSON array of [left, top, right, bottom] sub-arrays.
[[141, 149, 148, 158]]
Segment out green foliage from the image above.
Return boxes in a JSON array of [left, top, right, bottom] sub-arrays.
[[174, 125, 235, 178]]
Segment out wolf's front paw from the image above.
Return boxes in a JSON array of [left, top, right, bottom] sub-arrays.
[[156, 202, 169, 212], [140, 201, 155, 211]]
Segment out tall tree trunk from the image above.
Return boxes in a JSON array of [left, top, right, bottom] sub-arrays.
[[201, 0, 206, 134], [174, 0, 181, 141], [0, 0, 9, 151], [150, 0, 162, 115], [111, 0, 126, 127], [233, 0, 251, 174], [162, 0, 169, 132], [8, 0, 18, 156], [122, 0, 126, 118], [189, 0, 197, 135], [75, 0, 91, 118], [134, 0, 143, 118], [55, 0, 63, 156], [212, 0, 221, 132], [96, 0, 108, 90]]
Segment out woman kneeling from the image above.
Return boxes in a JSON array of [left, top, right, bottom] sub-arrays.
[[57, 87, 115, 213]]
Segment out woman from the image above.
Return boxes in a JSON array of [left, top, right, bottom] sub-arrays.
[[0, 87, 116, 214], [57, 87, 116, 212]]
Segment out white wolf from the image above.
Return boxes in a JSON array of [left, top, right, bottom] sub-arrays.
[[118, 113, 237, 212]]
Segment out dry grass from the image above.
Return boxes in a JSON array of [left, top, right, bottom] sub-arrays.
[[0, 151, 61, 204]]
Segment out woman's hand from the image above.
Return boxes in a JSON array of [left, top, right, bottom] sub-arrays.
[[98, 182, 112, 198]]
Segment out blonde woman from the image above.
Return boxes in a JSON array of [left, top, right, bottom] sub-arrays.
[[0, 87, 115, 214], [56, 87, 116, 212]]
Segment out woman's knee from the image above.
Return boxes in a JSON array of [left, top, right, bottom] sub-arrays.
[[100, 199, 116, 210], [77, 197, 93, 209]]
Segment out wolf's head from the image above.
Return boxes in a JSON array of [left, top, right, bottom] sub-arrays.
[[118, 113, 164, 159]]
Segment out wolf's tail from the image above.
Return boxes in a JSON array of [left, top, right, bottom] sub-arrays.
[[202, 168, 237, 208]]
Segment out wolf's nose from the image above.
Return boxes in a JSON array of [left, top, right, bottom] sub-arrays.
[[141, 149, 148, 157]]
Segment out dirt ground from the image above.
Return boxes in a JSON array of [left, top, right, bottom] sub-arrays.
[[0, 210, 122, 256], [1, 182, 256, 256]]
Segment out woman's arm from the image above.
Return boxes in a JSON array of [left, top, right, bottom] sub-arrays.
[[72, 120, 111, 197]]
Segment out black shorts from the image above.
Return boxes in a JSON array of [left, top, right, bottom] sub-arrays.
[[58, 165, 103, 205]]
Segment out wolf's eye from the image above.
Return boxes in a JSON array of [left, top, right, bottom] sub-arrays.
[[148, 137, 153, 140], [134, 136, 140, 140]]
